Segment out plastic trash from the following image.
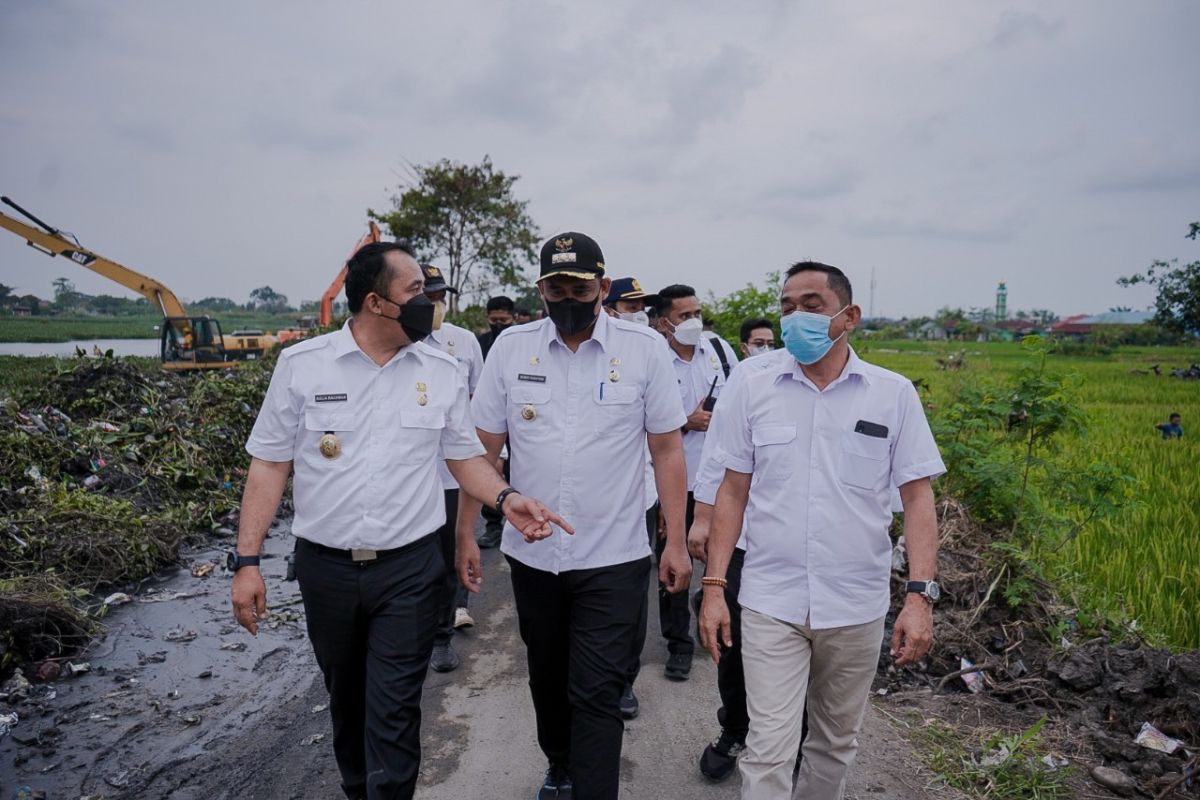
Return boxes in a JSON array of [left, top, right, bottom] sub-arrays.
[[0, 711, 18, 739], [301, 733, 325, 746], [959, 657, 984, 693], [103, 592, 133, 606], [190, 561, 216, 578], [1134, 721, 1183, 755], [164, 627, 198, 643]]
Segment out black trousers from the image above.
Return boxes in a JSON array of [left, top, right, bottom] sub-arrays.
[[627, 504, 659, 684], [654, 492, 696, 655], [434, 489, 469, 645], [508, 554, 652, 800], [295, 534, 443, 800]]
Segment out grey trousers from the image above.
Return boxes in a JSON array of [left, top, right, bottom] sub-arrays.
[[739, 609, 885, 800]]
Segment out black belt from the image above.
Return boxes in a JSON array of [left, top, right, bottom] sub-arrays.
[[296, 532, 435, 563]]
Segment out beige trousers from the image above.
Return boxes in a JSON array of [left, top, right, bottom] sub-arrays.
[[739, 608, 885, 800]]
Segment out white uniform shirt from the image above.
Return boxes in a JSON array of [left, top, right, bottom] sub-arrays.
[[670, 336, 731, 490], [710, 347, 944, 629], [471, 313, 687, 573], [427, 321, 485, 490], [245, 322, 485, 549]]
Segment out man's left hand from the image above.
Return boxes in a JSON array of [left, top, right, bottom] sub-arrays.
[[503, 494, 574, 543], [658, 541, 692, 593], [890, 594, 934, 665]]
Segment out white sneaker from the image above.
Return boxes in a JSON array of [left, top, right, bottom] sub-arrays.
[[454, 607, 475, 629]]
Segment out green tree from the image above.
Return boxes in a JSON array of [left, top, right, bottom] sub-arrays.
[[369, 156, 539, 313], [248, 286, 290, 313], [702, 271, 781, 344], [52, 277, 76, 308], [1118, 221, 1200, 335], [194, 296, 239, 312], [0, 283, 14, 306]]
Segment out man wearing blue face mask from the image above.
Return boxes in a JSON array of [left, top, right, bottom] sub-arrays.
[[698, 262, 945, 800]]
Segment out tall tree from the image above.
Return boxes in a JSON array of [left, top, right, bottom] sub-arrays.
[[369, 156, 539, 313], [0, 283, 14, 306], [1118, 222, 1200, 335], [52, 277, 76, 308]]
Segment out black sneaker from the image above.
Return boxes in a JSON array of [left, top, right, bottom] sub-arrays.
[[477, 525, 503, 549], [699, 729, 745, 782], [619, 683, 639, 719], [537, 763, 572, 799], [430, 642, 460, 673], [664, 651, 692, 681]]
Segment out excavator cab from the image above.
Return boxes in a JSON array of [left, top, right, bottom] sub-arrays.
[[160, 316, 227, 369]]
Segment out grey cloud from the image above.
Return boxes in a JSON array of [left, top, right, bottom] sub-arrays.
[[1086, 161, 1200, 194], [848, 213, 1016, 244], [991, 11, 1064, 48], [111, 122, 177, 155], [659, 46, 766, 144], [244, 110, 363, 156]]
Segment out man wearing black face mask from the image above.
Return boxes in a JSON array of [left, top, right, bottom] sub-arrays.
[[234, 241, 571, 800], [477, 295, 516, 360], [458, 232, 692, 800]]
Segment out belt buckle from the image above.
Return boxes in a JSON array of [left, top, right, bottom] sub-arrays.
[[351, 549, 378, 562]]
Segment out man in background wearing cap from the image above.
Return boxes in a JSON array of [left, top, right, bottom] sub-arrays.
[[421, 263, 485, 672], [602, 277, 659, 720], [458, 234, 691, 800], [650, 284, 738, 681]]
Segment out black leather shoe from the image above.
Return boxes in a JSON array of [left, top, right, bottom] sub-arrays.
[[664, 652, 692, 681], [699, 729, 745, 781], [619, 683, 639, 719], [537, 762, 573, 799], [430, 642, 459, 673]]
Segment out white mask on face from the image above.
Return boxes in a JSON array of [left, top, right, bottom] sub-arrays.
[[670, 317, 704, 346], [619, 311, 650, 326], [747, 343, 772, 357]]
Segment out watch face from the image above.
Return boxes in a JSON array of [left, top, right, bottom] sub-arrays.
[[926, 581, 941, 601], [226, 551, 237, 571]]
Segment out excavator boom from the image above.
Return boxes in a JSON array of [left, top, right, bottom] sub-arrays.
[[1, 197, 189, 319], [320, 221, 381, 326]]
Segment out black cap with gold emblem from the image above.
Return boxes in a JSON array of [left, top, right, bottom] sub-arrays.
[[420, 263, 457, 294], [538, 232, 605, 281]]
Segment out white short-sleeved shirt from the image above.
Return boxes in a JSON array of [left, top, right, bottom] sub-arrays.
[[671, 336, 732, 490], [471, 313, 687, 573], [427, 321, 485, 490], [245, 322, 485, 550], [710, 347, 944, 629]]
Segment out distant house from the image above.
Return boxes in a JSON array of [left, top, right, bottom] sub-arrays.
[[917, 320, 947, 340], [991, 319, 1041, 341], [12, 304, 33, 317], [1050, 311, 1154, 340]]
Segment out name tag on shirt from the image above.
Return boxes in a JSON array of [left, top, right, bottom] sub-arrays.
[[315, 393, 348, 403], [517, 373, 547, 383]]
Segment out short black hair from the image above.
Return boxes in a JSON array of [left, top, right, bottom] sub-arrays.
[[486, 295, 515, 314], [784, 261, 853, 307], [345, 241, 415, 313], [653, 284, 696, 316], [515, 307, 531, 317], [740, 317, 774, 343], [1170, 412, 1181, 420]]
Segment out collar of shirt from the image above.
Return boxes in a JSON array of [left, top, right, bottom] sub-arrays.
[[542, 306, 611, 353], [329, 319, 426, 367], [775, 346, 872, 392]]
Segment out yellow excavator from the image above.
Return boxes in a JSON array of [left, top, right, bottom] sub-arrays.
[[0, 196, 274, 369]]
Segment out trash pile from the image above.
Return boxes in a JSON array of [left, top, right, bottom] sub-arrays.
[[1, 355, 274, 674], [882, 498, 1200, 797]]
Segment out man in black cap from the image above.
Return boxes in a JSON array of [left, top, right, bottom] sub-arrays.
[[421, 263, 486, 671], [458, 234, 691, 800]]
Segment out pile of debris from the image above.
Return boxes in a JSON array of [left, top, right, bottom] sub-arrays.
[[0, 355, 274, 674], [882, 498, 1199, 797]]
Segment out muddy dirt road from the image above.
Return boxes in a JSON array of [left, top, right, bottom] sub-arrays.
[[2, 520, 964, 799]]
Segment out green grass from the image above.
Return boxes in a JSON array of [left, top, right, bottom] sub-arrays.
[[0, 312, 306, 342], [862, 339, 1200, 649]]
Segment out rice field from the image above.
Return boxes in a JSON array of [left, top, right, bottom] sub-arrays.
[[862, 339, 1200, 650]]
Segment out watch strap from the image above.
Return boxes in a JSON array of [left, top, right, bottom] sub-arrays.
[[495, 487, 519, 516]]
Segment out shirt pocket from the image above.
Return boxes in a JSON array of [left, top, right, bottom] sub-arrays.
[[508, 384, 553, 440], [751, 422, 797, 480], [303, 409, 359, 468], [838, 430, 891, 492], [593, 383, 642, 437], [397, 408, 446, 464]]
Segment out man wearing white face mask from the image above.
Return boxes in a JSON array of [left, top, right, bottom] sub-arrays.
[[738, 318, 776, 359], [699, 261, 944, 800], [651, 283, 737, 680]]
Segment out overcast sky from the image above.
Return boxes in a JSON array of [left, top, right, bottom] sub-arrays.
[[2, 1, 1197, 319]]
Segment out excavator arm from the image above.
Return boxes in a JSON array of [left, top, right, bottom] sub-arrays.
[[1, 197, 190, 319], [319, 221, 381, 326]]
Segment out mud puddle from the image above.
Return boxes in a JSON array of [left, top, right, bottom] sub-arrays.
[[1, 519, 317, 799]]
